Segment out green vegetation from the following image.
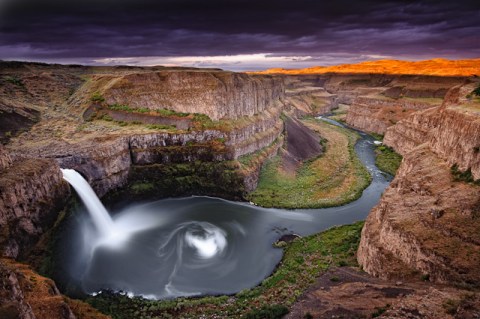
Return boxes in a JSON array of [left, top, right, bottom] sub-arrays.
[[108, 104, 190, 117], [472, 85, 480, 97], [243, 305, 289, 319], [91, 92, 105, 103], [4, 76, 24, 87], [85, 222, 364, 319], [443, 299, 460, 315], [105, 160, 244, 202], [145, 124, 176, 130], [246, 119, 371, 208], [130, 182, 155, 194], [421, 274, 430, 281], [330, 276, 340, 282], [451, 164, 480, 185], [371, 304, 390, 318], [369, 132, 384, 141], [375, 145, 402, 176], [156, 108, 190, 117], [108, 103, 147, 113], [328, 104, 350, 122]]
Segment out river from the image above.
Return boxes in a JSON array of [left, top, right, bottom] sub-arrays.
[[56, 118, 391, 299]]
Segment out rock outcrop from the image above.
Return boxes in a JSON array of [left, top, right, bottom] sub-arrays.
[[358, 145, 480, 285], [345, 95, 441, 134], [78, 71, 284, 120], [0, 258, 109, 319], [0, 144, 12, 170], [358, 81, 480, 285], [0, 156, 69, 259], [384, 90, 480, 179]]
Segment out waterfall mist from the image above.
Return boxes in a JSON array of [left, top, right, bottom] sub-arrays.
[[57, 131, 390, 300]]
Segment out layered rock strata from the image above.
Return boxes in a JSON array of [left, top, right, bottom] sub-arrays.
[[384, 105, 480, 179], [358, 82, 480, 285], [0, 152, 70, 258], [77, 71, 284, 120], [0, 258, 108, 319], [345, 95, 442, 134], [358, 145, 480, 285]]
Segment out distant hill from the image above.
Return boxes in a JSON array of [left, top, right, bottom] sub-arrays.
[[252, 58, 480, 77]]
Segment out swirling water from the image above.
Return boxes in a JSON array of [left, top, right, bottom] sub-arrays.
[[58, 120, 390, 299]]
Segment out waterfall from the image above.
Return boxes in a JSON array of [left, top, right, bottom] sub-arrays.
[[61, 169, 115, 236]]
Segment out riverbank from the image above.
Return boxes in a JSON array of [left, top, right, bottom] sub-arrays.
[[246, 118, 371, 208], [84, 222, 364, 319]]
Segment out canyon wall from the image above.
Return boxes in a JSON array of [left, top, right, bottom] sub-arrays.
[[1, 63, 289, 260], [76, 71, 284, 120], [358, 81, 480, 285], [0, 148, 70, 258], [384, 83, 480, 179], [358, 145, 480, 285], [280, 73, 467, 135], [0, 258, 108, 319]]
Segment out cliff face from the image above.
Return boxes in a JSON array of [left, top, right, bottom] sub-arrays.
[[345, 95, 440, 134], [0, 258, 108, 319], [0, 152, 70, 259], [279, 73, 467, 135], [79, 71, 284, 120], [0, 144, 12, 170], [358, 81, 480, 285], [384, 84, 480, 179], [358, 145, 480, 285], [0, 62, 288, 318], [341, 76, 464, 134]]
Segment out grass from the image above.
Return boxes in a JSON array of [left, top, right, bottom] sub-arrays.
[[85, 222, 364, 319], [375, 145, 402, 176], [4, 76, 24, 87], [130, 182, 155, 194], [371, 304, 390, 318], [369, 132, 384, 141], [328, 104, 349, 122], [246, 119, 371, 208], [91, 92, 105, 103]]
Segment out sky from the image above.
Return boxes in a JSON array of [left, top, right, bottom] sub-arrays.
[[0, 0, 479, 71]]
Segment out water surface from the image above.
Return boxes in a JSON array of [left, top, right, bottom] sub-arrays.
[[58, 120, 390, 299]]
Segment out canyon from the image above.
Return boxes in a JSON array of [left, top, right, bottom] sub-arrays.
[[1, 59, 479, 318]]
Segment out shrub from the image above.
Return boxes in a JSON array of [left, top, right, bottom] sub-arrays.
[[451, 164, 480, 185], [91, 92, 105, 103], [472, 85, 480, 97], [243, 305, 289, 319], [443, 299, 460, 315], [371, 304, 390, 318], [5, 76, 24, 87], [101, 114, 113, 121]]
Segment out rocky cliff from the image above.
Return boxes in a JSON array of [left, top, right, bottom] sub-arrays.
[[342, 75, 465, 134], [358, 81, 480, 285], [0, 258, 108, 319], [384, 82, 480, 179], [0, 150, 69, 259], [278, 73, 467, 135], [358, 145, 480, 285], [75, 71, 284, 120]]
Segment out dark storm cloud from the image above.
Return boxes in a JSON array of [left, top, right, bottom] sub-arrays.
[[0, 0, 479, 69]]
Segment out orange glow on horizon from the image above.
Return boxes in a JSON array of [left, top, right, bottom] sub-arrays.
[[251, 58, 480, 77]]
